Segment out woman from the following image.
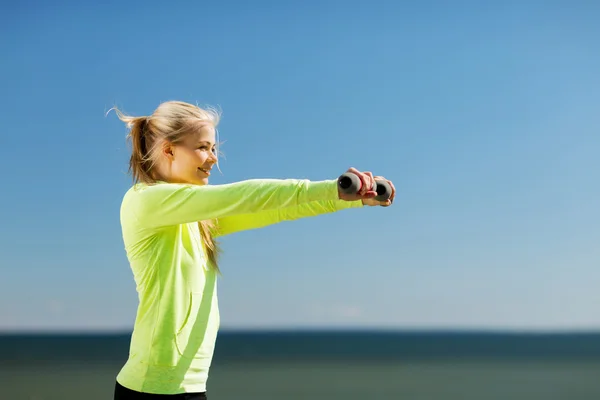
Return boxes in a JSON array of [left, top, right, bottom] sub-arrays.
[[111, 100, 395, 399]]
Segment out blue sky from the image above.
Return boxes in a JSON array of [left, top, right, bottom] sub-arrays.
[[1, 0, 599, 332]]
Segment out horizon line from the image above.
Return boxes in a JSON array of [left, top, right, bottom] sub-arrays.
[[2, 326, 600, 336]]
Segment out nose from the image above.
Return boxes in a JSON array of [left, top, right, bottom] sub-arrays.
[[207, 150, 218, 164]]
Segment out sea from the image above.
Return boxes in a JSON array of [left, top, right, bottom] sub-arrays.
[[2, 330, 600, 400]]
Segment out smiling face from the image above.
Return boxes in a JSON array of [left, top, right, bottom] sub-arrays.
[[159, 123, 218, 185]]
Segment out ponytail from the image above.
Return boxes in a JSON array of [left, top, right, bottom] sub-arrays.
[[128, 116, 156, 184], [111, 108, 155, 184]]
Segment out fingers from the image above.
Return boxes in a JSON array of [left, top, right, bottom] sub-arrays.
[[346, 167, 376, 198], [362, 171, 376, 196], [344, 168, 395, 205]]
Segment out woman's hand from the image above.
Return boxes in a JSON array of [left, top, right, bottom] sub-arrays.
[[361, 175, 395, 207], [337, 167, 395, 207], [337, 167, 377, 201]]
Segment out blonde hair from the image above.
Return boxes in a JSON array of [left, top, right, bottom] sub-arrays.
[[111, 100, 222, 273]]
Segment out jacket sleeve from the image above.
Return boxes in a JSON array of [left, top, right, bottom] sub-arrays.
[[213, 198, 363, 237], [123, 179, 344, 230]]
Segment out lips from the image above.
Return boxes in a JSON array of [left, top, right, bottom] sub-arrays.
[[198, 167, 211, 176]]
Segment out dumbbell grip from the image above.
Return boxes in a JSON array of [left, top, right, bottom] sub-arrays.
[[337, 172, 392, 202]]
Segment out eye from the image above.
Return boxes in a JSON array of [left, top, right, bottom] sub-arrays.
[[197, 144, 217, 155]]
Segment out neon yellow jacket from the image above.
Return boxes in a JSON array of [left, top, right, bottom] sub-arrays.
[[116, 178, 362, 394]]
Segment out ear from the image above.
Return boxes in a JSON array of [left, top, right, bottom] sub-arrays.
[[162, 142, 175, 161]]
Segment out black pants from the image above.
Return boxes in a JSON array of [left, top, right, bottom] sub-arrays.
[[114, 381, 207, 400]]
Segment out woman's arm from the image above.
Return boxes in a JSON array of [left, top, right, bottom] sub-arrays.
[[123, 178, 344, 230], [214, 198, 363, 237]]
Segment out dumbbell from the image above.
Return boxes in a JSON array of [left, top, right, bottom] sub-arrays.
[[337, 172, 392, 202]]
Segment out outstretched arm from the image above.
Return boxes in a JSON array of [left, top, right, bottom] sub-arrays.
[[214, 198, 363, 237], [123, 178, 345, 230]]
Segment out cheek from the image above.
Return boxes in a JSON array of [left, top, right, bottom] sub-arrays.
[[194, 150, 209, 163], [173, 152, 197, 171]]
